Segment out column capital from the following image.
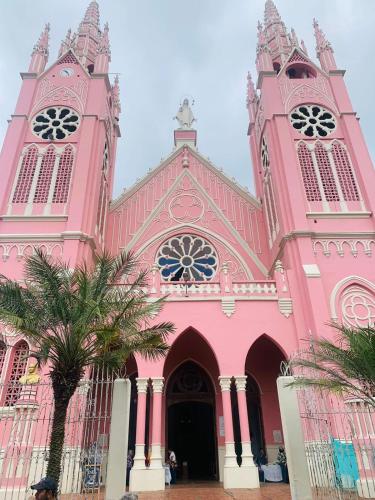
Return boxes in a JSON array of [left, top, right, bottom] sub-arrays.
[[136, 377, 149, 393], [219, 376, 232, 391], [234, 375, 247, 392], [151, 377, 164, 393]]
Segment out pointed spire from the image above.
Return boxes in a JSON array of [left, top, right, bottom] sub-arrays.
[[29, 23, 50, 73], [257, 0, 292, 67], [264, 0, 281, 26], [313, 18, 337, 71], [290, 28, 299, 47], [75, 1, 101, 69], [83, 1, 100, 27], [246, 72, 259, 125], [58, 28, 76, 57], [95, 22, 111, 73], [300, 39, 308, 56], [112, 75, 121, 117]]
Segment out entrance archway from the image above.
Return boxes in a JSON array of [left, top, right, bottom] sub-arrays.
[[245, 335, 286, 463], [167, 362, 216, 479]]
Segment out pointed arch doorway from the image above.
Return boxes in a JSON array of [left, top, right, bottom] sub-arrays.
[[166, 361, 218, 480]]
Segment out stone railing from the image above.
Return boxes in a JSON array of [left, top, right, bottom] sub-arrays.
[[157, 280, 277, 298]]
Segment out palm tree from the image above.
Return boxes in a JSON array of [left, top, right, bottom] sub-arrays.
[[289, 324, 375, 408], [0, 249, 174, 485]]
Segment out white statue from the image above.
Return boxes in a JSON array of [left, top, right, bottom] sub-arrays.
[[174, 98, 196, 129]]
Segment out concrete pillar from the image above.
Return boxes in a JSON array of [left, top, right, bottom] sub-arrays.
[[132, 378, 148, 470], [151, 377, 164, 468], [218, 376, 237, 469], [277, 376, 313, 500], [105, 378, 131, 500]]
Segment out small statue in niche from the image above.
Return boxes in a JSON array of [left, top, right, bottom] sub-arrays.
[[19, 363, 41, 385]]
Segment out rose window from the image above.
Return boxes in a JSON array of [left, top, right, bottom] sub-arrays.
[[261, 137, 270, 170], [341, 285, 375, 328], [290, 105, 336, 138], [32, 107, 80, 140], [157, 234, 218, 281]]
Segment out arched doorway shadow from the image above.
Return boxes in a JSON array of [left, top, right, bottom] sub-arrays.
[[163, 328, 220, 482], [167, 361, 217, 480], [245, 335, 286, 464]]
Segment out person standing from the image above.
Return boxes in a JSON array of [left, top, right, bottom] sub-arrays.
[[277, 446, 289, 483], [126, 449, 134, 486], [168, 449, 177, 484]]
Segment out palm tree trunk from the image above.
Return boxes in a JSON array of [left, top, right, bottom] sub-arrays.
[[46, 395, 71, 483]]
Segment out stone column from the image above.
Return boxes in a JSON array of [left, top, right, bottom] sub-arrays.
[[234, 376, 253, 467], [132, 377, 148, 469], [218, 376, 237, 468], [151, 377, 164, 469]]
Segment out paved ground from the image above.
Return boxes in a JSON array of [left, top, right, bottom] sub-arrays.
[[137, 483, 292, 500]]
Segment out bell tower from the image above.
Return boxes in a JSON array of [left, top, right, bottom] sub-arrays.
[[0, 1, 120, 275], [247, 0, 375, 336]]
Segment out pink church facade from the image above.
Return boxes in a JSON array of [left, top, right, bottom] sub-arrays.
[[0, 0, 374, 495]]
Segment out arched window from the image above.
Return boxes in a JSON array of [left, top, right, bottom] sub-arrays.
[[53, 145, 74, 203], [34, 145, 56, 203], [340, 285, 375, 328], [157, 234, 218, 282], [0, 341, 6, 379], [297, 143, 321, 202], [12, 146, 38, 203], [4, 341, 29, 406]]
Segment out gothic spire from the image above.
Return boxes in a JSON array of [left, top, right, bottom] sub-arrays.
[[264, 0, 281, 26], [82, 1, 100, 27], [313, 19, 337, 71], [29, 23, 50, 74], [112, 75, 121, 118], [246, 72, 258, 125], [95, 22, 111, 73], [75, 1, 101, 69]]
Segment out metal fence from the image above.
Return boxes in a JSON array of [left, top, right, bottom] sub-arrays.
[[294, 371, 375, 499], [0, 369, 116, 500]]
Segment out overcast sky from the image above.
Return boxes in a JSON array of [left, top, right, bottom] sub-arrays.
[[0, 1, 374, 198]]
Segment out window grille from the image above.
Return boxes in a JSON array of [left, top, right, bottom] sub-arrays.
[[58, 52, 78, 65], [4, 341, 29, 406], [34, 146, 55, 203], [52, 145, 74, 203], [315, 143, 339, 201], [297, 143, 322, 202], [12, 146, 38, 203], [332, 142, 360, 201]]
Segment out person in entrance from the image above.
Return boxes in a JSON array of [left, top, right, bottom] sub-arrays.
[[168, 450, 177, 484]]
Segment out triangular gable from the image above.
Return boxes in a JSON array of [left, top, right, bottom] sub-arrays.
[[37, 49, 91, 81], [108, 150, 268, 277], [279, 47, 325, 77]]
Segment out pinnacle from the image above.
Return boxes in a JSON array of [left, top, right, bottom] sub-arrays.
[[264, 0, 281, 26], [83, 1, 100, 26]]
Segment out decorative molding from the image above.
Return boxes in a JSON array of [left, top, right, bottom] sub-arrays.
[[221, 297, 235, 317], [0, 242, 63, 261], [218, 376, 232, 392], [306, 211, 371, 219], [1, 215, 68, 222], [151, 377, 164, 393], [330, 275, 375, 322], [136, 378, 149, 393], [234, 376, 247, 392], [313, 239, 375, 257], [278, 297, 293, 318], [341, 285, 375, 328], [302, 264, 321, 278]]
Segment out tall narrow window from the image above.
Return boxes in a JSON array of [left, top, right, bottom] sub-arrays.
[[0, 341, 6, 379], [53, 145, 74, 203], [297, 143, 321, 202], [315, 142, 339, 201], [332, 142, 360, 201], [34, 146, 56, 203], [12, 146, 38, 203], [4, 341, 29, 406]]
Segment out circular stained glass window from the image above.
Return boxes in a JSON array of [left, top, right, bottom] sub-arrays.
[[157, 234, 218, 281], [32, 107, 80, 140], [290, 105, 336, 138]]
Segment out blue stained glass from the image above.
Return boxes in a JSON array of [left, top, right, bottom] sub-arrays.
[[158, 257, 179, 266], [195, 257, 216, 265]]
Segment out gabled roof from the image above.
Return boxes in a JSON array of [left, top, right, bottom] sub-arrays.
[[111, 145, 260, 210]]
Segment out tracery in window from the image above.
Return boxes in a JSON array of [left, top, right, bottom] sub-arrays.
[[315, 143, 339, 201], [331, 142, 360, 202], [52, 145, 74, 203], [341, 285, 375, 328], [32, 107, 80, 140], [297, 143, 321, 202], [12, 146, 38, 203], [157, 234, 218, 282], [34, 146, 56, 203], [290, 105, 336, 138], [4, 341, 29, 407]]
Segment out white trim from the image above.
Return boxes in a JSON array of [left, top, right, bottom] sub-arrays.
[[44, 152, 62, 215], [330, 275, 375, 321], [306, 211, 371, 219], [1, 215, 68, 221], [7, 152, 25, 215]]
